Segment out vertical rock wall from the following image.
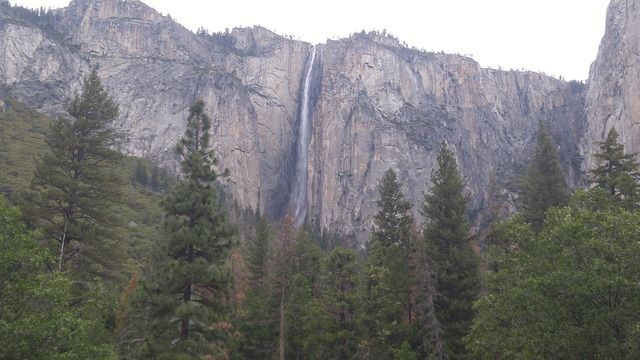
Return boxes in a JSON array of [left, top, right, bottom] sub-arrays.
[[584, 0, 640, 169], [9, 0, 639, 245]]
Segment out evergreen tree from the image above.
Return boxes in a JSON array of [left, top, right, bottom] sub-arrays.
[[0, 196, 116, 360], [315, 247, 362, 360], [414, 248, 445, 360], [247, 215, 271, 281], [372, 168, 413, 250], [359, 168, 415, 358], [234, 216, 322, 360], [134, 100, 236, 358], [151, 165, 162, 192], [134, 160, 148, 186], [291, 227, 323, 287], [520, 122, 571, 231], [286, 273, 319, 360], [420, 141, 480, 359], [234, 215, 278, 359], [22, 69, 124, 279], [276, 210, 297, 360], [589, 127, 640, 209]]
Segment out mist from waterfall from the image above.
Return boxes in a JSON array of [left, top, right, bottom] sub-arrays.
[[291, 46, 316, 226]]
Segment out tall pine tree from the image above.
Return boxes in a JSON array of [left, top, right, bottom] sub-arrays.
[[421, 141, 480, 359], [234, 215, 278, 359], [276, 210, 297, 360], [520, 122, 571, 231], [316, 247, 362, 360], [22, 69, 124, 279], [589, 127, 640, 209], [133, 100, 236, 358], [361, 168, 414, 358]]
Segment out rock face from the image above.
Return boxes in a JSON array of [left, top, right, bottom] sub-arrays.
[[0, 0, 633, 244], [584, 0, 640, 169], [308, 34, 584, 242]]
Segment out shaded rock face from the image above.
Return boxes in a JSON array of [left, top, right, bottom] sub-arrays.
[[5, 0, 631, 244], [584, 0, 640, 169]]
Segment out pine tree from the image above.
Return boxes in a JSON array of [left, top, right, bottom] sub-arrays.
[[316, 247, 361, 360], [372, 168, 413, 251], [520, 122, 571, 231], [361, 168, 414, 358], [420, 141, 480, 359], [137, 99, 236, 358], [589, 127, 640, 209], [276, 210, 297, 360], [22, 69, 124, 278], [247, 215, 271, 281], [134, 160, 148, 186], [150, 165, 160, 192], [234, 215, 278, 359]]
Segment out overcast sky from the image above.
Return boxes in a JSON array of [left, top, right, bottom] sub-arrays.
[[12, 0, 610, 80]]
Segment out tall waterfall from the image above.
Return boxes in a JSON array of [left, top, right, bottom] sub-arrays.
[[291, 46, 316, 226]]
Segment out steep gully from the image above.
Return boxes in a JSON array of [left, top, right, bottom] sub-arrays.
[[290, 46, 317, 226]]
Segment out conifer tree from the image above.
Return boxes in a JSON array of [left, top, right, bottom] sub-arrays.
[[136, 99, 236, 358], [361, 168, 414, 358], [276, 210, 297, 360], [0, 196, 116, 360], [247, 215, 271, 281], [372, 168, 413, 250], [150, 165, 161, 192], [520, 122, 571, 231], [590, 127, 640, 209], [420, 141, 480, 359], [234, 215, 278, 359], [316, 247, 361, 360], [22, 69, 124, 278], [134, 160, 148, 186]]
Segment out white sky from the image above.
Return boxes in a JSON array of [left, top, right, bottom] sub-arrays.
[[12, 0, 610, 80]]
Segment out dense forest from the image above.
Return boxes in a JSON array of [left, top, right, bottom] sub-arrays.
[[2, 65, 640, 360]]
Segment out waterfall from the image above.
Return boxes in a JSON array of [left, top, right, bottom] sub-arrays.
[[291, 46, 316, 226]]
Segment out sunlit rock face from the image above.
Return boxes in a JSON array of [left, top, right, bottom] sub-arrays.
[[9, 0, 639, 245], [583, 0, 640, 170]]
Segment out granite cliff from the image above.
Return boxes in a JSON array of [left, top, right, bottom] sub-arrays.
[[0, 0, 633, 244], [584, 0, 640, 169]]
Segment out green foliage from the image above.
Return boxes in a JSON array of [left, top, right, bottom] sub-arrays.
[[520, 122, 571, 231], [0, 98, 50, 197], [0, 195, 116, 360], [372, 168, 413, 250], [246, 215, 271, 281], [286, 274, 321, 359], [128, 100, 236, 358], [20, 70, 125, 279], [358, 168, 414, 358], [0, 97, 171, 276], [232, 214, 278, 359], [133, 160, 148, 186], [360, 259, 410, 359], [421, 141, 480, 358], [468, 188, 640, 359], [396, 341, 418, 360], [589, 127, 640, 209], [315, 247, 362, 360]]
